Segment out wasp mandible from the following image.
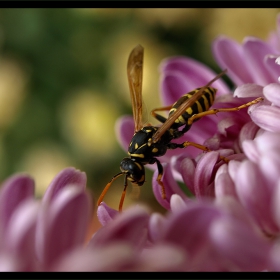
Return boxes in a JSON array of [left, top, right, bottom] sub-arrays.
[[97, 44, 263, 211]]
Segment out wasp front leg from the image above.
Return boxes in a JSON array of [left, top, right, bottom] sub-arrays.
[[150, 158, 166, 199]]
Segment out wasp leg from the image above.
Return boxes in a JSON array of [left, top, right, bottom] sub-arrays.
[[187, 97, 264, 126], [167, 142, 229, 163], [150, 158, 166, 199], [98, 172, 123, 207], [151, 105, 173, 123], [119, 175, 129, 212]]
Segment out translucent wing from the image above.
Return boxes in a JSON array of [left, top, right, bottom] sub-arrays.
[[152, 69, 227, 143], [127, 44, 144, 132]]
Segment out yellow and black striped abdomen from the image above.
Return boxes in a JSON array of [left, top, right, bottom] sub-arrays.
[[169, 86, 217, 129]]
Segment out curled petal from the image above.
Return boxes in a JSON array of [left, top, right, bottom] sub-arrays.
[[212, 36, 254, 85], [170, 194, 189, 213], [148, 212, 166, 242], [89, 205, 150, 250], [180, 157, 196, 195], [242, 139, 260, 163], [37, 186, 92, 267], [115, 115, 134, 152], [238, 121, 260, 152], [250, 104, 280, 132], [43, 167, 87, 204], [234, 84, 264, 98], [264, 55, 280, 80], [97, 202, 119, 226], [263, 83, 280, 106], [0, 174, 34, 233]]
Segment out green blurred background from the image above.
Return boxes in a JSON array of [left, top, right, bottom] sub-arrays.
[[0, 8, 279, 214]]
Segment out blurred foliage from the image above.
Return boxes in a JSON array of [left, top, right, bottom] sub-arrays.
[[0, 8, 279, 212]]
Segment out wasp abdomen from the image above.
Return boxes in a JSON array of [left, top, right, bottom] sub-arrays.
[[169, 87, 217, 129]]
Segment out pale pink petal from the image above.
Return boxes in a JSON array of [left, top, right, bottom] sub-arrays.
[[263, 83, 280, 106], [242, 139, 260, 163], [272, 179, 280, 230], [243, 37, 277, 85], [43, 167, 87, 204], [238, 121, 260, 152], [250, 105, 280, 132], [170, 194, 189, 213], [89, 205, 150, 250], [97, 202, 119, 226], [212, 36, 254, 85], [264, 55, 280, 80], [234, 84, 264, 98], [210, 216, 271, 271], [53, 243, 134, 272], [148, 212, 166, 242], [180, 157, 196, 195], [214, 164, 237, 199], [37, 186, 92, 268], [115, 115, 134, 152], [0, 174, 34, 233]]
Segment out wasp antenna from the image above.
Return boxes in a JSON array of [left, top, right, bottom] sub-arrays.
[[97, 172, 123, 206], [205, 69, 227, 87]]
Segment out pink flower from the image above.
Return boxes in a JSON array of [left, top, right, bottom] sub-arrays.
[[0, 167, 92, 271]]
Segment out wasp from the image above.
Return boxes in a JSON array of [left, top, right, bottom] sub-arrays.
[[97, 44, 263, 211]]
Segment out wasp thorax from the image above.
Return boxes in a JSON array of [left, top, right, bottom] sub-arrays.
[[120, 157, 145, 186]]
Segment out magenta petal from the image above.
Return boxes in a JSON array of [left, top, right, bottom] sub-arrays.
[[194, 151, 220, 197], [37, 186, 92, 267], [152, 163, 187, 210], [97, 202, 119, 226], [43, 167, 87, 204], [234, 84, 264, 98], [263, 83, 280, 106], [212, 36, 254, 85], [243, 37, 276, 85], [89, 205, 150, 250], [160, 57, 230, 99], [250, 104, 280, 132], [115, 115, 134, 152], [0, 174, 34, 232], [210, 216, 271, 271]]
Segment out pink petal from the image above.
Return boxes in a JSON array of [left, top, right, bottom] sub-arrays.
[[263, 83, 280, 106], [97, 202, 119, 226], [272, 179, 280, 229], [264, 55, 280, 80], [148, 212, 166, 242], [36, 186, 92, 267], [212, 36, 254, 85], [43, 167, 87, 204], [160, 201, 221, 257], [0, 174, 34, 232], [210, 216, 271, 271], [152, 163, 187, 210], [234, 84, 264, 98], [194, 151, 220, 197], [238, 121, 260, 152], [243, 37, 276, 85], [89, 205, 150, 251], [180, 157, 196, 195], [250, 104, 280, 132], [242, 139, 260, 163], [160, 57, 230, 97], [5, 199, 39, 270], [115, 115, 134, 152], [53, 243, 134, 271], [170, 194, 189, 213], [214, 164, 237, 199]]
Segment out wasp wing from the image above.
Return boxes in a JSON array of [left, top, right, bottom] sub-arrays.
[[127, 44, 144, 132], [152, 69, 227, 143]]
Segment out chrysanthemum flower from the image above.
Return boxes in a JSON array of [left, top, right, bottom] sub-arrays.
[[103, 12, 280, 272]]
